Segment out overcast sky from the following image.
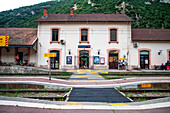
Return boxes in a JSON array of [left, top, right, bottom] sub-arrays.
[[0, 0, 52, 12]]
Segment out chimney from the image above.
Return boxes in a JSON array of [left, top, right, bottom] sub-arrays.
[[70, 8, 74, 17], [43, 8, 48, 17]]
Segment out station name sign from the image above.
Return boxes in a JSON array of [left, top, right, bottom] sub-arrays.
[[44, 53, 56, 57], [78, 45, 91, 48]]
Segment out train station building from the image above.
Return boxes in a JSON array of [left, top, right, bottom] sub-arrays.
[[0, 9, 170, 70]]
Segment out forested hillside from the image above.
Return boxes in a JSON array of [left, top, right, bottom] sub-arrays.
[[0, 0, 169, 29]]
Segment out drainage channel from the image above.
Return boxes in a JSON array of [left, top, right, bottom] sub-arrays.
[[68, 87, 131, 103]]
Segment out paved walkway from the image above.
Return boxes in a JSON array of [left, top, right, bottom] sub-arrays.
[[0, 77, 170, 87], [1, 105, 170, 113]]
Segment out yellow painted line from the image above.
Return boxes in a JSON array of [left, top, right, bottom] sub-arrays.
[[66, 70, 76, 72], [71, 75, 95, 78], [87, 70, 102, 74], [108, 103, 129, 106], [88, 80, 96, 81], [76, 72, 84, 74], [77, 69, 91, 71], [66, 102, 82, 105]]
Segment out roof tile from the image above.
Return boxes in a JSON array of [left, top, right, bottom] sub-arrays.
[[0, 28, 37, 45], [35, 14, 134, 22], [132, 29, 170, 41]]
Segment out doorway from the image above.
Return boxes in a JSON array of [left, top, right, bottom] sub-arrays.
[[18, 52, 23, 61], [79, 50, 89, 69], [109, 50, 118, 69], [140, 51, 149, 69], [50, 50, 60, 69]]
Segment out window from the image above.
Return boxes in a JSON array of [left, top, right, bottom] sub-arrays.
[[52, 29, 58, 41], [109, 28, 118, 43], [50, 28, 60, 43], [79, 28, 89, 43], [110, 29, 117, 41], [81, 29, 88, 41]]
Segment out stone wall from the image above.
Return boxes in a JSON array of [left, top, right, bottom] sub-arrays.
[[0, 66, 46, 73]]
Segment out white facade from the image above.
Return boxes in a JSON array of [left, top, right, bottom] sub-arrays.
[[37, 21, 170, 70], [37, 22, 132, 69], [129, 42, 170, 69]]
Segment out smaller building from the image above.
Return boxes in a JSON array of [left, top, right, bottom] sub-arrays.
[[0, 28, 37, 66], [131, 29, 170, 70]]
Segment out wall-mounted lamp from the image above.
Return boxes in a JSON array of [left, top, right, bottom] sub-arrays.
[[68, 49, 71, 55], [98, 49, 101, 55], [158, 50, 163, 55], [39, 42, 42, 47]]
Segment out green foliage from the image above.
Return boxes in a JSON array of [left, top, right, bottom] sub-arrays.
[[118, 86, 122, 90], [0, 0, 169, 29], [0, 92, 3, 95], [138, 97, 147, 101]]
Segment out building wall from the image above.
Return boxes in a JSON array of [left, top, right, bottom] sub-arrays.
[[0, 47, 37, 64], [129, 42, 170, 70], [37, 22, 132, 69], [30, 48, 37, 63], [1, 48, 15, 62]]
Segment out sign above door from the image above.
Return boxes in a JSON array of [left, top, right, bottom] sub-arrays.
[[78, 45, 91, 48]]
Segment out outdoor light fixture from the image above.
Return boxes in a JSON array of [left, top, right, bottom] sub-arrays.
[[158, 50, 163, 55], [39, 42, 42, 47], [98, 49, 101, 55], [68, 49, 71, 55]]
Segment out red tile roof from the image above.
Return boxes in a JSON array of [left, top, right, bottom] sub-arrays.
[[132, 29, 170, 41], [35, 14, 134, 22], [0, 28, 37, 45]]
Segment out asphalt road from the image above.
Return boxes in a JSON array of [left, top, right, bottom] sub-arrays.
[[68, 88, 131, 103], [0, 105, 170, 113]]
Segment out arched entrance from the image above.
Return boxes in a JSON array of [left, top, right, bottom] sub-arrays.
[[140, 51, 149, 69], [50, 50, 60, 69], [109, 50, 118, 69], [79, 50, 89, 69]]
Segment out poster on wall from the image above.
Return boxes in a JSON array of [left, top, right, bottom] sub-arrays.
[[94, 56, 99, 64], [66, 56, 72, 64], [100, 57, 105, 64]]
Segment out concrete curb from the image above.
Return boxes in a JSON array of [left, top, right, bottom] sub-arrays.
[[0, 99, 170, 110], [0, 80, 170, 88]]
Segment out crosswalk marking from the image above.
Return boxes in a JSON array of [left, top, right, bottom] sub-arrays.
[[87, 70, 102, 74], [71, 75, 95, 78]]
